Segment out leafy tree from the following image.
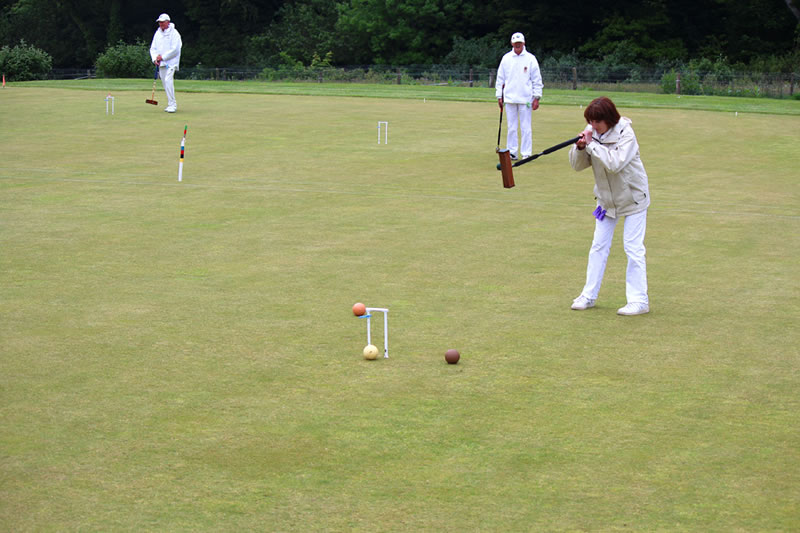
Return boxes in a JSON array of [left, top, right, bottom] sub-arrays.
[[715, 0, 798, 62], [0, 0, 798, 70], [182, 0, 282, 65], [0, 0, 176, 67], [485, 0, 595, 57], [579, 1, 688, 64], [443, 35, 506, 68], [246, 0, 341, 67], [335, 0, 482, 64]]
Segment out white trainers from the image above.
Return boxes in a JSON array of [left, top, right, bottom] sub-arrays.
[[571, 295, 596, 310], [165, 105, 177, 113], [617, 302, 650, 316]]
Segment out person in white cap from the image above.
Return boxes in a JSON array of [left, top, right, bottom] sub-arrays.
[[495, 32, 543, 160], [150, 13, 182, 113]]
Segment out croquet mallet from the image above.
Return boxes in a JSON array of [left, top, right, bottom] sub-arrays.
[[145, 66, 159, 105], [496, 135, 582, 189]]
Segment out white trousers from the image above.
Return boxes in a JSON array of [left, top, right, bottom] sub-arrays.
[[505, 103, 532, 157], [159, 65, 177, 108], [581, 209, 649, 304]]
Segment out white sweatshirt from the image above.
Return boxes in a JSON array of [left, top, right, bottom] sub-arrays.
[[495, 47, 543, 104], [150, 23, 182, 69]]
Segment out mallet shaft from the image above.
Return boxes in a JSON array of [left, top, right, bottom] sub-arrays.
[[512, 136, 581, 168]]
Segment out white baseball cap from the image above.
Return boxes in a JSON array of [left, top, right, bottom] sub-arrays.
[[156, 13, 170, 22], [510, 32, 525, 44]]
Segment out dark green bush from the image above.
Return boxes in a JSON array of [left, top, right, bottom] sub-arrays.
[[95, 40, 152, 78], [0, 40, 53, 81]]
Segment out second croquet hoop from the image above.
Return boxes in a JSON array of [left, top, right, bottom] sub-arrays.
[[359, 307, 389, 358], [377, 121, 388, 144]]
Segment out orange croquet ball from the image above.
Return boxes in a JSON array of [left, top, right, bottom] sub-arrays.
[[445, 349, 460, 364], [352, 302, 367, 316]]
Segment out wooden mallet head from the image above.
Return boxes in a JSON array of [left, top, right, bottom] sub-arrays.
[[496, 149, 514, 188]]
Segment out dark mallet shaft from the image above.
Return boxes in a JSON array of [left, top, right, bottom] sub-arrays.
[[495, 136, 581, 171], [511, 136, 581, 167]]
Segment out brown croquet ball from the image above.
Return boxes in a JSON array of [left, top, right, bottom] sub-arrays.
[[352, 302, 366, 316], [445, 349, 460, 364]]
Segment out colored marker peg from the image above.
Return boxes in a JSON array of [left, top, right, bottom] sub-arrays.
[[178, 125, 187, 182]]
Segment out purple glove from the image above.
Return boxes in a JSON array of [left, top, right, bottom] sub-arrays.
[[593, 206, 607, 221]]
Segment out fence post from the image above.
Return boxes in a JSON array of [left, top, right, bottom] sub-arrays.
[[676, 72, 681, 95], [489, 69, 495, 88], [396, 68, 401, 85], [469, 68, 473, 87], [318, 71, 323, 83], [791, 73, 796, 96], [572, 67, 577, 90]]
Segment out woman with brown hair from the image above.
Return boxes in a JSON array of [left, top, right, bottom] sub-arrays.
[[568, 96, 651, 316]]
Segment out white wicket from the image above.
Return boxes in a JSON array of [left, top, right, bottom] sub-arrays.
[[377, 121, 388, 144], [105, 95, 115, 115], [360, 307, 389, 358]]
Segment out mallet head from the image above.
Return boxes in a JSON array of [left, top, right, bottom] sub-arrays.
[[496, 149, 515, 188]]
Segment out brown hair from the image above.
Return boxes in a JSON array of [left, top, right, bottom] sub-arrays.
[[583, 96, 621, 128]]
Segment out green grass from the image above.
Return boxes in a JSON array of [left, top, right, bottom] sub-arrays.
[[1, 85, 799, 531], [15, 78, 800, 115]]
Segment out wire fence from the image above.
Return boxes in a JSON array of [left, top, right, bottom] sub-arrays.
[[51, 65, 800, 99]]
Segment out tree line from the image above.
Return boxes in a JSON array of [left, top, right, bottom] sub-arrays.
[[1, 0, 798, 71]]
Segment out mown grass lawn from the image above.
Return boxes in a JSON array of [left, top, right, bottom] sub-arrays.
[[1, 83, 798, 531]]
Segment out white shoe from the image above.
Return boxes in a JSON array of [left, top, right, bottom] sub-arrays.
[[571, 295, 596, 310], [165, 105, 177, 113], [617, 302, 649, 316]]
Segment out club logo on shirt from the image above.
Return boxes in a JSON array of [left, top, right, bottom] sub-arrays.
[[524, 66, 528, 73]]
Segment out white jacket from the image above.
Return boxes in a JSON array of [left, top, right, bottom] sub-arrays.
[[495, 47, 543, 104], [568, 117, 650, 218], [150, 23, 182, 69]]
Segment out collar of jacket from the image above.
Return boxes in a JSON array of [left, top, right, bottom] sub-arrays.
[[595, 117, 631, 144]]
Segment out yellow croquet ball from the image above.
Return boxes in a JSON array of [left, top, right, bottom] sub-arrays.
[[363, 344, 379, 360]]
